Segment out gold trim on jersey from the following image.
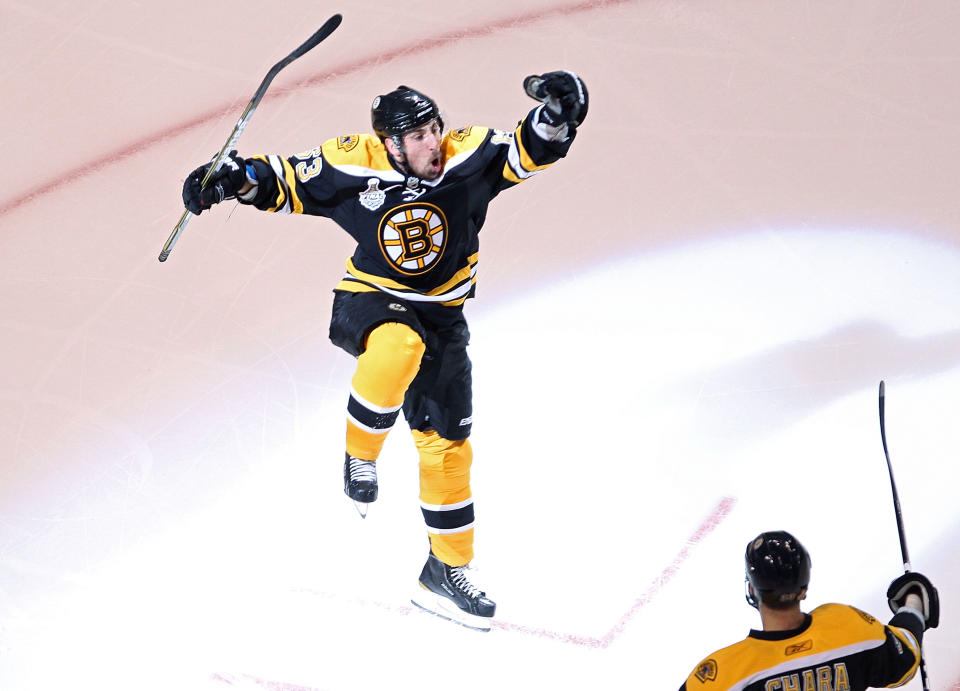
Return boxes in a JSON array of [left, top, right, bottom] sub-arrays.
[[442, 126, 489, 158], [250, 154, 304, 214], [320, 133, 400, 179], [336, 255, 479, 306], [684, 604, 920, 691], [503, 121, 554, 183], [885, 625, 921, 686]]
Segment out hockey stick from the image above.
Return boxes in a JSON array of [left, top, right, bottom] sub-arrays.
[[878, 380, 930, 691], [158, 14, 343, 262], [878, 380, 911, 570]]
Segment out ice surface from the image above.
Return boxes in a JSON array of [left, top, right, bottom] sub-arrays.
[[1, 1, 958, 689]]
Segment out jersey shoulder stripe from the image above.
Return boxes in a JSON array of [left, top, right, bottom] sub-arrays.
[[684, 605, 891, 691], [321, 134, 395, 175], [442, 126, 490, 158]]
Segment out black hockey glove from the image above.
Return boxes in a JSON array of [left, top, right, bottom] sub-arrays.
[[523, 70, 589, 127], [887, 571, 939, 629], [182, 150, 249, 215]]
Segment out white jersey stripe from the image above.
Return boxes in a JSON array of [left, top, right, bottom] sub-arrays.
[[342, 263, 477, 303], [267, 155, 293, 214], [727, 638, 887, 691], [350, 386, 402, 414], [420, 497, 474, 512], [346, 411, 391, 435], [424, 522, 474, 535]]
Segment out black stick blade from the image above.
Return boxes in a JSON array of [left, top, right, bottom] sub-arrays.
[[294, 14, 343, 60]]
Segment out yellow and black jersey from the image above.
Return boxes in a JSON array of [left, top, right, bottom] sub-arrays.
[[679, 605, 923, 691], [244, 106, 574, 307]]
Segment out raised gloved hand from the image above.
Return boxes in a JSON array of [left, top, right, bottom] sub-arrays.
[[523, 70, 589, 127], [887, 571, 939, 629], [182, 150, 249, 215]]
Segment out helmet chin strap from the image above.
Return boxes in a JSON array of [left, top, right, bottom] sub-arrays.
[[389, 134, 413, 176]]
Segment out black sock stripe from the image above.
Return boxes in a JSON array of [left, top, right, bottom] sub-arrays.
[[347, 395, 401, 430], [421, 503, 475, 531]]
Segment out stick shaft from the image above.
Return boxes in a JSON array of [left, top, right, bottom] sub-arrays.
[[159, 14, 342, 262], [878, 380, 911, 570], [878, 380, 930, 691]]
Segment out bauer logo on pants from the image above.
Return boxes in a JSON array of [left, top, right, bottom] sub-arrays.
[[378, 203, 448, 275]]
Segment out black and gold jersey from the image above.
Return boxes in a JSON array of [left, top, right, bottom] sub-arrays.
[[679, 605, 923, 691], [244, 106, 574, 307]]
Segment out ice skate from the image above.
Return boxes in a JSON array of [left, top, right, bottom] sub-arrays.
[[411, 552, 496, 631], [343, 454, 377, 518]]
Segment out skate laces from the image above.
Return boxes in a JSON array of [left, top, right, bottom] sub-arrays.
[[448, 565, 483, 600], [347, 457, 377, 482]]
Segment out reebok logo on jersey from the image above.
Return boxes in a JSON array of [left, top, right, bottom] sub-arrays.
[[388, 303, 407, 312], [851, 607, 877, 625], [459, 416, 472, 426], [785, 639, 813, 655]]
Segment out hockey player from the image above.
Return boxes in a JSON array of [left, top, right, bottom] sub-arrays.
[[679, 531, 939, 691], [182, 71, 588, 630]]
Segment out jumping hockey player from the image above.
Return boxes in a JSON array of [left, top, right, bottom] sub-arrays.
[[679, 531, 939, 691], [182, 71, 588, 630]]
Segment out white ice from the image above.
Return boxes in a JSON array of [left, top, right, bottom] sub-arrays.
[[1, 1, 959, 689]]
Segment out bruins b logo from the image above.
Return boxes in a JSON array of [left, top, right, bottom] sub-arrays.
[[378, 203, 448, 275]]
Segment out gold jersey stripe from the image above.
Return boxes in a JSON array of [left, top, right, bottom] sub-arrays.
[[513, 122, 553, 174], [321, 133, 394, 170], [343, 255, 478, 297], [689, 604, 906, 689], [250, 154, 287, 212], [886, 625, 921, 686], [442, 126, 489, 158], [334, 276, 474, 307], [502, 162, 523, 184], [281, 157, 304, 214]]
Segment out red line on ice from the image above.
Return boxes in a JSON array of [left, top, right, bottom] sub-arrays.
[[491, 496, 737, 647], [210, 497, 736, 689], [0, 0, 632, 219]]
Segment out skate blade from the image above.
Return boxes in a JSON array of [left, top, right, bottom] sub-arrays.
[[352, 500, 369, 519], [410, 588, 493, 632]]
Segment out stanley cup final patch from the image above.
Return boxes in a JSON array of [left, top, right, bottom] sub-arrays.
[[359, 178, 386, 211]]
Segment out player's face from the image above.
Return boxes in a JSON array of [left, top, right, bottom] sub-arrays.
[[398, 119, 443, 180]]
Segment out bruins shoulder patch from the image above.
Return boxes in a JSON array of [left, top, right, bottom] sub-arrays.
[[442, 126, 489, 156], [321, 133, 391, 170], [694, 659, 718, 683], [337, 134, 361, 152]]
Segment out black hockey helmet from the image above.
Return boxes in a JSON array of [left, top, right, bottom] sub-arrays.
[[371, 85, 443, 143], [744, 531, 811, 609]]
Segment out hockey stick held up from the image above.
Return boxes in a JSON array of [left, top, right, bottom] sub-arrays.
[[159, 14, 343, 262], [878, 380, 931, 691], [878, 380, 911, 571]]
